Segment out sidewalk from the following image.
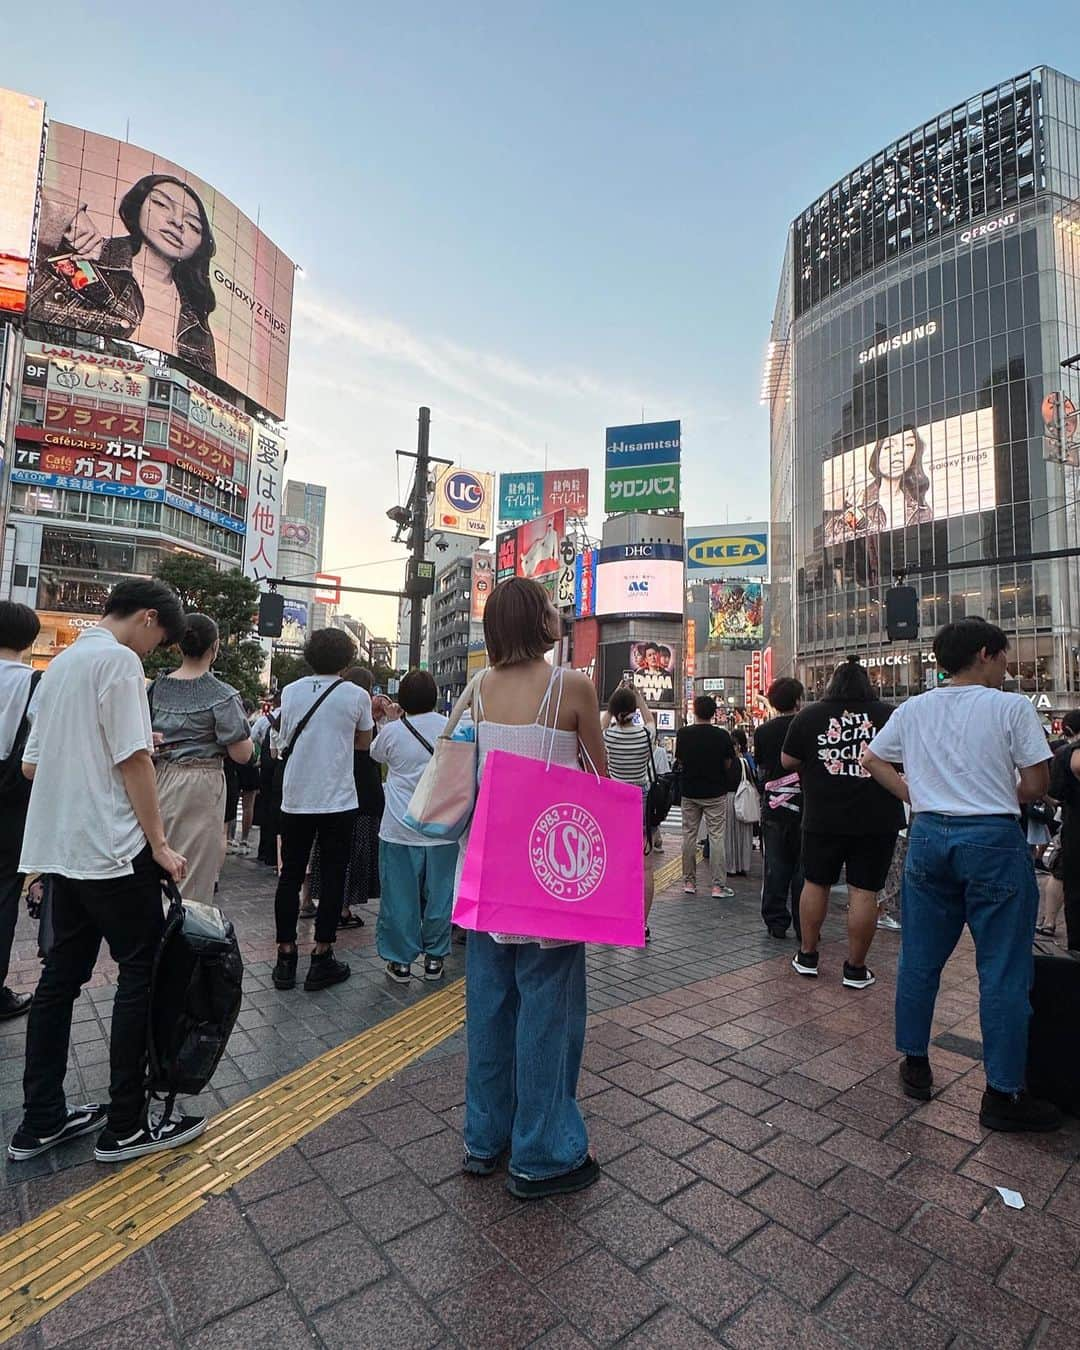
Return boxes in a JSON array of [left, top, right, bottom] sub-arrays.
[[0, 842, 1078, 1348]]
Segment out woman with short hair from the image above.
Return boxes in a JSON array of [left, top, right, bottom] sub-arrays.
[[371, 671, 453, 982], [458, 578, 607, 1200], [150, 613, 253, 903]]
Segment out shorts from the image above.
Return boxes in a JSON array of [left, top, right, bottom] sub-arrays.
[[802, 830, 898, 893]]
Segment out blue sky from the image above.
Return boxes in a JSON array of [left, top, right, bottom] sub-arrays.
[[3, 3, 1068, 633]]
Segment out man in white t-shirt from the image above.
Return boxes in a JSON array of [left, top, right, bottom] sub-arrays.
[[10, 580, 208, 1166], [271, 629, 374, 993], [864, 617, 1059, 1134]]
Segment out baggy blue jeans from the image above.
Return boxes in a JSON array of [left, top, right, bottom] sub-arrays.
[[464, 932, 589, 1180], [376, 842, 457, 965], [896, 813, 1039, 1094]]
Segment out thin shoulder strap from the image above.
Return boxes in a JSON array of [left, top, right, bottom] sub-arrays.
[[535, 663, 561, 726]]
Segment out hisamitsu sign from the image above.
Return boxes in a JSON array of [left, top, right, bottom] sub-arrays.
[[605, 420, 681, 513]]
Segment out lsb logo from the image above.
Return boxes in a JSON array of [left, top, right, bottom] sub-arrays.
[[529, 804, 606, 901], [445, 471, 485, 512]]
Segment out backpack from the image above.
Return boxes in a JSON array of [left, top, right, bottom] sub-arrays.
[[733, 758, 761, 824], [0, 671, 42, 811], [147, 879, 243, 1106]]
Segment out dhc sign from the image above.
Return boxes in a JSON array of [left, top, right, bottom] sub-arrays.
[[687, 530, 768, 575]]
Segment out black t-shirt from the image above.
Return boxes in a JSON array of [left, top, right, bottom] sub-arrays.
[[754, 714, 797, 786], [782, 699, 906, 836], [1051, 741, 1080, 859], [675, 723, 736, 799]]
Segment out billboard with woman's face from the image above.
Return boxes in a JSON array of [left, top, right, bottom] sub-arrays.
[[29, 123, 294, 418], [822, 409, 996, 543]]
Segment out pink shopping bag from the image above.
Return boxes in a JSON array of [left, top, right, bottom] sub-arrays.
[[453, 749, 645, 947]]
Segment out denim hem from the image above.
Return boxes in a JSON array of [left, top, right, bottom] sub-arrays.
[[508, 1150, 590, 1183], [896, 1045, 929, 1056]]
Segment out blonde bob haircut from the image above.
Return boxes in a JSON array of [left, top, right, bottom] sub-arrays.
[[483, 577, 560, 667]]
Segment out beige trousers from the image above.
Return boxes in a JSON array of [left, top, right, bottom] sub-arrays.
[[156, 759, 227, 903], [682, 795, 728, 888]]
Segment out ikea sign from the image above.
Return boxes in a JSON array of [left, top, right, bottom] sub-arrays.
[[687, 528, 768, 576]]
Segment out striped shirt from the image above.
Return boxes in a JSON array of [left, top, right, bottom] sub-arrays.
[[603, 721, 654, 787]]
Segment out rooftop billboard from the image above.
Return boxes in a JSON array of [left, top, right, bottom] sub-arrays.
[[30, 123, 295, 418], [0, 88, 45, 315]]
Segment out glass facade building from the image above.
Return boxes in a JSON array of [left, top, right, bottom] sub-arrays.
[[769, 67, 1080, 710]]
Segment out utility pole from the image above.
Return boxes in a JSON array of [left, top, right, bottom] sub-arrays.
[[408, 407, 431, 670]]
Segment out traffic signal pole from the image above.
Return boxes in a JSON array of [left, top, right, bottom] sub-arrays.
[[408, 407, 431, 671]]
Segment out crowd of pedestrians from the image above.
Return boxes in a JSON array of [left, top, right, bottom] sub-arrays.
[[0, 580, 1071, 1190]]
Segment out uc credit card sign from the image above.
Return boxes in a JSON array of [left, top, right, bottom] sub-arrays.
[[434, 466, 495, 538], [605, 420, 681, 513]]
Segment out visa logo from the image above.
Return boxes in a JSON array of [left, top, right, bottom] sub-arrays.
[[688, 536, 766, 566]]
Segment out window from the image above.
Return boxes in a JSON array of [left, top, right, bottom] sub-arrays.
[[145, 419, 168, 445], [150, 379, 172, 407], [172, 387, 190, 416]]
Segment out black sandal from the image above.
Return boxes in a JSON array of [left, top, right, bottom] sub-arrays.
[[339, 911, 365, 928], [1035, 925, 1057, 937]]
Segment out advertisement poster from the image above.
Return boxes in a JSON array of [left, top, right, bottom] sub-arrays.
[[595, 542, 684, 617], [687, 525, 768, 577], [601, 642, 678, 706], [433, 466, 495, 538], [0, 88, 45, 314], [708, 582, 764, 647], [495, 529, 518, 584], [498, 470, 589, 525], [471, 552, 493, 621], [244, 427, 285, 585], [1042, 392, 1080, 467], [605, 420, 681, 513], [574, 548, 597, 618], [517, 510, 565, 582], [31, 122, 295, 418], [822, 409, 997, 543], [280, 600, 309, 649]]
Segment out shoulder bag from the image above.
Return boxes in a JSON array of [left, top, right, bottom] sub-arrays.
[[644, 728, 675, 834], [0, 670, 42, 810], [733, 756, 762, 824], [272, 679, 345, 794], [403, 678, 480, 841], [400, 715, 435, 756]]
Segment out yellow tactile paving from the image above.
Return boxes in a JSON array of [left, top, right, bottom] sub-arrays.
[[0, 978, 466, 1344]]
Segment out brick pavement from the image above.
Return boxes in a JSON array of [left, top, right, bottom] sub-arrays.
[[0, 835, 1078, 1347]]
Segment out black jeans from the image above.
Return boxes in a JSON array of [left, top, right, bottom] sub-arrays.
[[22, 844, 164, 1136], [275, 810, 357, 945], [761, 816, 803, 939]]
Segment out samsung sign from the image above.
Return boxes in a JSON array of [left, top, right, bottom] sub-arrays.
[[687, 525, 768, 578], [858, 320, 938, 366]]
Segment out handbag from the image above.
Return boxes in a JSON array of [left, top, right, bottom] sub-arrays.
[[403, 679, 479, 841], [1027, 799, 1055, 827], [733, 757, 761, 824], [644, 729, 675, 832], [453, 747, 646, 947], [272, 679, 345, 794]]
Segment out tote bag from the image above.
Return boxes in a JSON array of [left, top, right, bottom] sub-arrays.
[[403, 680, 478, 841], [733, 757, 761, 825], [453, 748, 646, 947]]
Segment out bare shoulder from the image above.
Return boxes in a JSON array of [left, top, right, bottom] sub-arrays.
[[560, 669, 599, 703]]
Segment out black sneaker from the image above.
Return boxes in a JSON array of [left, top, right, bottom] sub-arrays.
[[8, 1103, 107, 1161], [768, 926, 788, 940], [94, 1106, 207, 1162], [272, 950, 298, 990], [792, 950, 819, 977], [0, 988, 31, 1019], [463, 1151, 501, 1176], [507, 1154, 600, 1200], [423, 956, 444, 982], [979, 1089, 1062, 1134], [842, 962, 876, 990], [899, 1056, 934, 1101], [386, 961, 412, 984], [304, 949, 351, 991]]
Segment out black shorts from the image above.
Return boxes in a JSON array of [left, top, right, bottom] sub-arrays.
[[802, 830, 898, 893]]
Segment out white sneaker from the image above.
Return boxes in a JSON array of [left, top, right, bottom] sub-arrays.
[[876, 912, 901, 931]]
